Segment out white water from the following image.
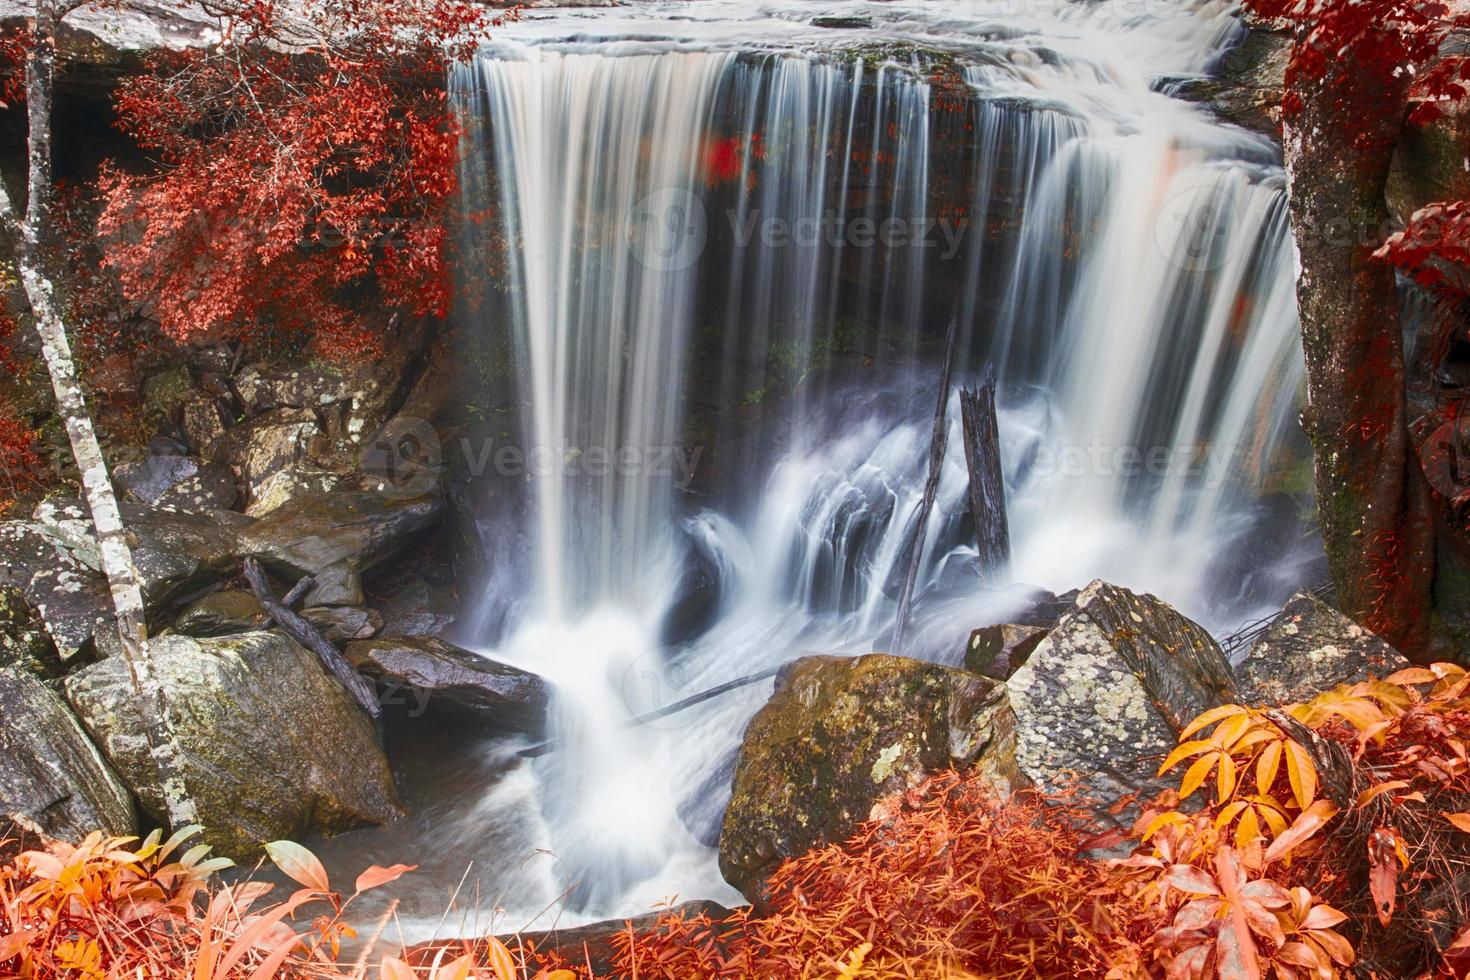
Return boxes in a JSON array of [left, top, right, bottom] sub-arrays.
[[426, 0, 1319, 932]]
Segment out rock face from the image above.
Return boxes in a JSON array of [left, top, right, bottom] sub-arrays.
[[174, 590, 270, 637], [1235, 592, 1410, 706], [0, 668, 135, 840], [0, 586, 61, 678], [0, 520, 112, 661], [719, 653, 1020, 903], [1006, 580, 1236, 819], [65, 631, 403, 860], [238, 489, 443, 607], [344, 636, 550, 732]]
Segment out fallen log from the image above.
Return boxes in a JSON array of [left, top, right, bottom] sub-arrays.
[[892, 315, 960, 656], [242, 559, 380, 718], [959, 371, 1010, 580]]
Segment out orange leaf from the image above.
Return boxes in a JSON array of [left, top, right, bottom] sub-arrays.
[[355, 863, 417, 895], [1283, 740, 1317, 810], [485, 935, 519, 980], [263, 840, 330, 893], [1264, 800, 1339, 866], [1443, 812, 1470, 834], [1368, 827, 1403, 926], [1255, 740, 1283, 796]]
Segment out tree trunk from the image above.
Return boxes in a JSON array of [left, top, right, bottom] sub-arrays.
[[959, 372, 1010, 581], [1283, 60, 1444, 660], [5, 2, 199, 827]]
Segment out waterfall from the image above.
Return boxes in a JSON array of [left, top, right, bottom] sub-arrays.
[[444, 0, 1317, 926]]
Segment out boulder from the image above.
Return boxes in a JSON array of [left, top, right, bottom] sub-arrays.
[[246, 465, 341, 517], [964, 623, 1049, 680], [376, 577, 457, 637], [115, 436, 199, 506], [174, 590, 270, 637], [154, 463, 239, 514], [227, 407, 324, 500], [238, 488, 444, 607], [180, 392, 227, 458], [34, 498, 243, 609], [344, 636, 550, 732], [303, 605, 381, 643], [0, 667, 135, 840], [1235, 592, 1410, 706], [65, 631, 403, 860], [718, 653, 1020, 904], [1006, 580, 1237, 821]]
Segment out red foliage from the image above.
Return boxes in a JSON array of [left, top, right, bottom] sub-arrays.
[[96, 0, 495, 358]]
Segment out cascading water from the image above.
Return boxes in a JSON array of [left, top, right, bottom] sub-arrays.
[[371, 0, 1322, 933]]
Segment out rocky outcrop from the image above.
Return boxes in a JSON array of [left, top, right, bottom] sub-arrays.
[[65, 631, 403, 860], [0, 667, 135, 841], [238, 488, 444, 607], [1235, 592, 1410, 705], [344, 636, 550, 732], [719, 653, 1020, 904], [174, 590, 270, 637], [1006, 580, 1236, 820]]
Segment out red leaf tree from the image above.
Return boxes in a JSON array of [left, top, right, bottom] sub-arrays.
[[96, 0, 495, 358], [1243, 0, 1470, 658]]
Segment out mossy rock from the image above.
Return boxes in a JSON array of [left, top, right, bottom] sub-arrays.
[[64, 631, 404, 861], [718, 653, 1020, 904]]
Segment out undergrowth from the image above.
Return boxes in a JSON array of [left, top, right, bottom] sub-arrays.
[[4, 663, 1470, 978]]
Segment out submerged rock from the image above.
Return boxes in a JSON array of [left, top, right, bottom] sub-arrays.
[[65, 631, 403, 861], [174, 590, 270, 637], [1235, 592, 1410, 705], [1006, 580, 1236, 820], [344, 636, 550, 733], [719, 653, 1021, 904], [0, 667, 135, 841]]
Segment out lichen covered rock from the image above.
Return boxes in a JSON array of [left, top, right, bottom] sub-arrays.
[[718, 653, 1020, 903], [65, 631, 403, 860], [1006, 580, 1236, 820], [1235, 592, 1409, 705], [0, 667, 135, 841]]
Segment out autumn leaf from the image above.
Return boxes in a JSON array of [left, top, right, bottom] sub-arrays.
[[264, 840, 330, 893]]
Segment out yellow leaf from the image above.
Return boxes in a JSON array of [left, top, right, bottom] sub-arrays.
[[1255, 740, 1283, 796], [485, 935, 519, 980], [1235, 806, 1262, 852], [1216, 752, 1238, 801], [1158, 739, 1216, 776], [1179, 753, 1218, 801], [1284, 740, 1317, 811], [1211, 712, 1253, 751], [1180, 704, 1248, 741], [1356, 781, 1410, 807]]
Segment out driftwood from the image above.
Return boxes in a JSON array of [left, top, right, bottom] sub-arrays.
[[260, 575, 314, 630], [959, 371, 1010, 580], [892, 316, 960, 656], [242, 559, 380, 718]]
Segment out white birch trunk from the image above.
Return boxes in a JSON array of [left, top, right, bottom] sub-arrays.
[[5, 0, 198, 828]]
